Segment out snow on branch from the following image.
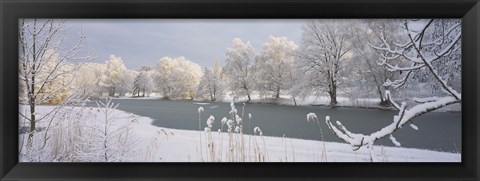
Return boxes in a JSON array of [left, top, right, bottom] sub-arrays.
[[326, 96, 459, 150], [413, 96, 441, 103]]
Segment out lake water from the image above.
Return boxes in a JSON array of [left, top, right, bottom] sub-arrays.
[[91, 98, 461, 153]]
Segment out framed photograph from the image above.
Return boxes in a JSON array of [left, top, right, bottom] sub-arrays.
[[1, 0, 479, 180]]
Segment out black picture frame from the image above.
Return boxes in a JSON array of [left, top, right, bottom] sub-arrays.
[[1, 0, 478, 180]]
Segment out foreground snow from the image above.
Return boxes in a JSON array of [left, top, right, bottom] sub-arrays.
[[20, 105, 460, 162]]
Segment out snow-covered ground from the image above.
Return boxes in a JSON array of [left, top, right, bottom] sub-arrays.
[[19, 105, 460, 162]]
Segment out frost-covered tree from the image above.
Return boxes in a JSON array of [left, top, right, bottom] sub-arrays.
[[295, 20, 352, 106], [154, 56, 202, 99], [196, 62, 226, 101], [324, 19, 461, 161], [133, 66, 154, 97], [32, 50, 77, 105], [75, 62, 106, 97], [116, 69, 135, 96], [348, 20, 401, 106], [254, 36, 298, 99], [224, 38, 255, 102], [197, 68, 215, 101], [19, 19, 93, 146], [100, 55, 129, 97]]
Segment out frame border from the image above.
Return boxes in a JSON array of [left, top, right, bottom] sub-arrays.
[[1, 0, 479, 180]]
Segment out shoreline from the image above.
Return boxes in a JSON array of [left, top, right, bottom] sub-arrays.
[[111, 95, 462, 113]]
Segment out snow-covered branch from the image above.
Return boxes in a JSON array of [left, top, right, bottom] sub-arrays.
[[326, 96, 460, 150]]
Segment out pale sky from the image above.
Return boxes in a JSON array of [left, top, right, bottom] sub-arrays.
[[64, 19, 306, 69]]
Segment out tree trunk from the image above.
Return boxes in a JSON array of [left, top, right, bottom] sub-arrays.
[[109, 87, 116, 97], [292, 96, 297, 106], [244, 86, 252, 102], [213, 85, 217, 102], [329, 76, 337, 107], [28, 74, 36, 146], [275, 86, 281, 99], [329, 91, 337, 107], [28, 102, 36, 146], [376, 86, 391, 107], [28, 23, 37, 147]]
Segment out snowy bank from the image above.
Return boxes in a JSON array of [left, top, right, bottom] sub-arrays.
[[115, 93, 461, 113]]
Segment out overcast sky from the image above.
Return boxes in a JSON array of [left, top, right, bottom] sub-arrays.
[[64, 19, 306, 69]]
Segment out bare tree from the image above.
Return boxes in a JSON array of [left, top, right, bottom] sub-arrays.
[[324, 19, 461, 161], [19, 19, 94, 146]]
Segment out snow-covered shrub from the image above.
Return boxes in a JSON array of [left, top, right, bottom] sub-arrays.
[[20, 99, 138, 162]]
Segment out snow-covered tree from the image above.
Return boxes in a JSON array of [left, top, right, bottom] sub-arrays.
[[295, 20, 352, 106], [197, 68, 214, 101], [19, 19, 93, 146], [347, 20, 401, 106], [154, 56, 202, 99], [324, 19, 461, 161], [196, 62, 226, 101], [254, 36, 298, 99], [34, 50, 78, 105], [100, 55, 129, 97], [116, 69, 135, 96], [133, 66, 154, 97], [224, 38, 255, 102], [75, 62, 106, 97]]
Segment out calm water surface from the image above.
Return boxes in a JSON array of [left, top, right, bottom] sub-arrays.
[[89, 98, 461, 153]]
